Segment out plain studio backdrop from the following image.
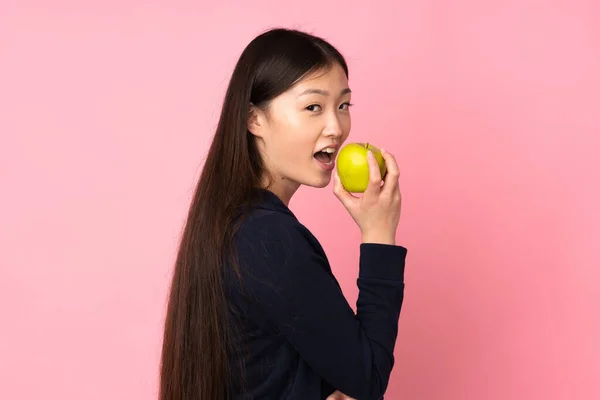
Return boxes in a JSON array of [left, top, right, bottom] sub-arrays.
[[1, 1, 599, 399]]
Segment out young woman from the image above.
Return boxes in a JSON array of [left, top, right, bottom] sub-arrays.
[[159, 28, 407, 400]]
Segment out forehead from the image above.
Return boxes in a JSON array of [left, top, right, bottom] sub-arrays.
[[290, 64, 349, 93]]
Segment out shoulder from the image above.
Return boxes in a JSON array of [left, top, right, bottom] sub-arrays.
[[232, 208, 325, 271], [235, 207, 311, 246]]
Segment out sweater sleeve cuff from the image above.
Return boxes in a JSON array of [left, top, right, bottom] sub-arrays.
[[359, 243, 407, 281]]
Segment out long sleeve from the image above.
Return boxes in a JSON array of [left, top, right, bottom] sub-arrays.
[[234, 212, 407, 400]]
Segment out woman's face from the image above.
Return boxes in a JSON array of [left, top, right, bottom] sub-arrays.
[[249, 63, 352, 203]]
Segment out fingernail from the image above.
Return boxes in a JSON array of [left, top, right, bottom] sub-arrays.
[[367, 150, 374, 159]]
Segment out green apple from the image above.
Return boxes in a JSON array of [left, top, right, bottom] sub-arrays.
[[336, 142, 387, 193]]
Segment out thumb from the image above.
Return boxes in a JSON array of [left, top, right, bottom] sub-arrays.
[[333, 171, 356, 208]]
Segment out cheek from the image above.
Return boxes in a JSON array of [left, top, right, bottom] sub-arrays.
[[274, 117, 314, 148], [270, 127, 312, 162]]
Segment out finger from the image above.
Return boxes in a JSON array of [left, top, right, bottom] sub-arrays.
[[326, 390, 344, 400], [333, 171, 358, 207], [380, 148, 400, 196], [363, 150, 382, 199]]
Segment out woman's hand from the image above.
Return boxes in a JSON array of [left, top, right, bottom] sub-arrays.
[[326, 390, 357, 400], [333, 148, 402, 245]]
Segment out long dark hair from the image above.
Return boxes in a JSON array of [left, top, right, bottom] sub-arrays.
[[158, 27, 348, 400]]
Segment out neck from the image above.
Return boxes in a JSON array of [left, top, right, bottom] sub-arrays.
[[261, 176, 299, 207]]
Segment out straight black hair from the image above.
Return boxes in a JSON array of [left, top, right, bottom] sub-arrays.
[[159, 27, 348, 400]]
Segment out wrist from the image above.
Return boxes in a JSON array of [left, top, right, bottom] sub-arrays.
[[361, 231, 396, 245]]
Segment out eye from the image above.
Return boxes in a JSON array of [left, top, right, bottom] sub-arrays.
[[340, 102, 354, 110], [306, 104, 322, 112]]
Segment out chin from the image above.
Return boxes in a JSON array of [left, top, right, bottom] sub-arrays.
[[306, 174, 333, 189]]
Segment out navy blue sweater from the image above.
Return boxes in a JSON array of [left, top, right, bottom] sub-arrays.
[[224, 189, 407, 400]]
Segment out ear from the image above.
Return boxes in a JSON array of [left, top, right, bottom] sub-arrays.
[[247, 104, 264, 138]]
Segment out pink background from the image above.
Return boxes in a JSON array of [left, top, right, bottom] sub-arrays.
[[1, 1, 599, 399]]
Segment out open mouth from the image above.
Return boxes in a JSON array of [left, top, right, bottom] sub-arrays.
[[314, 150, 335, 164], [313, 147, 337, 165]]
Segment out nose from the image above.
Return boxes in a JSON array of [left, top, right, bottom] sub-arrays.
[[323, 113, 343, 138]]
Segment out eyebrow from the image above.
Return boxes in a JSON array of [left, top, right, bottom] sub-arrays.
[[297, 88, 352, 97]]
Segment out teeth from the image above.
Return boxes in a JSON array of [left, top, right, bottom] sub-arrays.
[[321, 147, 336, 153]]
